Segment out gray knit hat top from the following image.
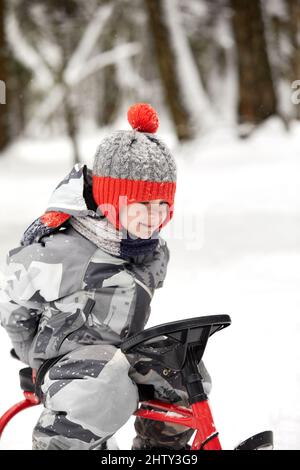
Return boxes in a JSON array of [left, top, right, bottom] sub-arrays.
[[92, 103, 177, 231], [93, 129, 177, 182]]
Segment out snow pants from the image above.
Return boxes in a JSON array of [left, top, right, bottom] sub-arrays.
[[32, 344, 212, 450]]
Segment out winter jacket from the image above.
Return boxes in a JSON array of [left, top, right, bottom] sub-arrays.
[[0, 164, 170, 370]]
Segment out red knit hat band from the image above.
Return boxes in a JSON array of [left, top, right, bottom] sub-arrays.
[[92, 175, 176, 231]]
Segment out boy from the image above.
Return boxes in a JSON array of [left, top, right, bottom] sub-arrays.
[[0, 103, 211, 450]]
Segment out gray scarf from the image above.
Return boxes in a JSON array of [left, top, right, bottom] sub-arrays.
[[69, 215, 159, 262]]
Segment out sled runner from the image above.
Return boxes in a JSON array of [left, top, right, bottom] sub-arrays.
[[0, 314, 273, 450]]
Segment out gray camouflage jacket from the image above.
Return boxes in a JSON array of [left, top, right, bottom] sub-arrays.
[[0, 164, 170, 370]]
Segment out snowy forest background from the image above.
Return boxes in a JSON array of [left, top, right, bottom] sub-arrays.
[[0, 0, 300, 450]]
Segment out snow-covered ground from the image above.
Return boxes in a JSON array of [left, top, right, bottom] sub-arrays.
[[0, 117, 299, 449]]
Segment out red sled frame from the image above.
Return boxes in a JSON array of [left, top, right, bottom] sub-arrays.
[[0, 390, 220, 450], [0, 392, 273, 450], [0, 315, 273, 450]]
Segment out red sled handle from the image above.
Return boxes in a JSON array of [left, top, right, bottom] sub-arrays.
[[0, 392, 40, 438]]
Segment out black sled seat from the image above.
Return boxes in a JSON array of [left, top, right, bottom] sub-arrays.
[[121, 314, 231, 371], [18, 315, 231, 390], [121, 314, 273, 450], [16, 315, 231, 397]]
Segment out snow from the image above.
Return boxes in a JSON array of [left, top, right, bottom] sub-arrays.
[[0, 116, 300, 449]]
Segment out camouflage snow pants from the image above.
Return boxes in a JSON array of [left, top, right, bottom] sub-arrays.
[[32, 344, 212, 450]]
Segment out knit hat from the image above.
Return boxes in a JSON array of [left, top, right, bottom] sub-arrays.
[[92, 103, 177, 232]]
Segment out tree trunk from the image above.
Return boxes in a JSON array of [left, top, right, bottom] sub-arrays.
[[96, 6, 120, 127], [0, 0, 10, 151], [286, 0, 300, 119], [230, 0, 277, 127], [144, 0, 194, 141], [64, 92, 81, 165]]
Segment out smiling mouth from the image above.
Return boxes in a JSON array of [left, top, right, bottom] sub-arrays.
[[140, 223, 156, 229]]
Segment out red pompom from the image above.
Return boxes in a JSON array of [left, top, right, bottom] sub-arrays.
[[127, 103, 159, 133]]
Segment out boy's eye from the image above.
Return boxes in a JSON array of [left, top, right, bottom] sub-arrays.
[[140, 202, 168, 206]]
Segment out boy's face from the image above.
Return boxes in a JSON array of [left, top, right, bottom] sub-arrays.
[[119, 199, 169, 239]]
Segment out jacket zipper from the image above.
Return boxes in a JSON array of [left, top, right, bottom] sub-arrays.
[[123, 266, 153, 300], [134, 278, 153, 300]]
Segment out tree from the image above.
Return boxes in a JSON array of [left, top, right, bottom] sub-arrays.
[[144, 0, 191, 141], [230, 0, 277, 130], [286, 0, 300, 119], [6, 0, 140, 163], [180, 0, 237, 126], [0, 0, 9, 151]]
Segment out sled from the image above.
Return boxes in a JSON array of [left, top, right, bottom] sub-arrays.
[[0, 314, 273, 450]]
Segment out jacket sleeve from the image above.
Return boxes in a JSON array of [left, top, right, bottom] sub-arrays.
[[0, 290, 42, 365], [0, 243, 63, 365]]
